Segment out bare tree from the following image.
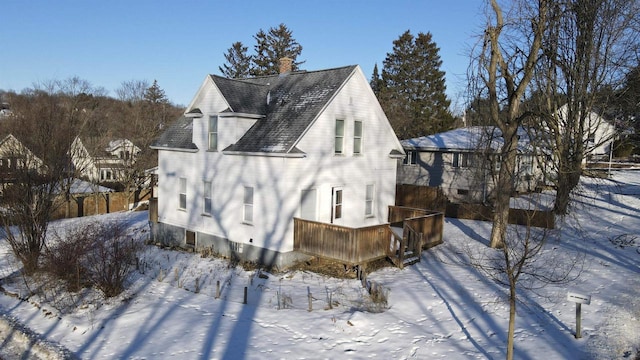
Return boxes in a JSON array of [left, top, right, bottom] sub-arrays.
[[0, 78, 101, 273], [468, 206, 583, 360], [532, 0, 640, 215], [470, 0, 548, 248]]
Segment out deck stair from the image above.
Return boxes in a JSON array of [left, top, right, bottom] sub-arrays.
[[389, 222, 423, 269]]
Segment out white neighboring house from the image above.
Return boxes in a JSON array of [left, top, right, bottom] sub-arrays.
[[69, 137, 141, 183], [150, 62, 405, 267], [552, 104, 616, 162], [398, 126, 548, 204], [0, 134, 44, 194]]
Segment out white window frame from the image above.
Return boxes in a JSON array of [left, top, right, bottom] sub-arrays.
[[179, 177, 187, 210], [332, 187, 343, 223], [365, 184, 375, 217], [335, 119, 345, 155], [203, 180, 212, 215], [208, 115, 218, 151], [243, 186, 254, 224], [353, 120, 363, 155]]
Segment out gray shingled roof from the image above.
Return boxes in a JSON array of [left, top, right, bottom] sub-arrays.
[[150, 116, 198, 151], [152, 65, 357, 154]]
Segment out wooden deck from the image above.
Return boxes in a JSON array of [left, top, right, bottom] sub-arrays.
[[293, 206, 444, 269]]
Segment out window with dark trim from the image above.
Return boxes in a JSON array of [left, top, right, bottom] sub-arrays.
[[403, 151, 417, 165]]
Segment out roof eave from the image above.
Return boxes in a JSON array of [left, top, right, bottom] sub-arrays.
[[150, 145, 199, 153], [222, 150, 306, 158]]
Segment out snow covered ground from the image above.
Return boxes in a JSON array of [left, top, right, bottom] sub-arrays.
[[0, 171, 639, 359]]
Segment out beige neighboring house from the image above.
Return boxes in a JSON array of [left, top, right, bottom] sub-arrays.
[[69, 137, 141, 183], [0, 134, 45, 194]]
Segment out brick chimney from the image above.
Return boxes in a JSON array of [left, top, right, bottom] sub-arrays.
[[279, 57, 293, 74]]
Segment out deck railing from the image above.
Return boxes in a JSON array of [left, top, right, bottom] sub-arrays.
[[293, 207, 444, 267], [389, 206, 444, 249], [293, 218, 392, 265]]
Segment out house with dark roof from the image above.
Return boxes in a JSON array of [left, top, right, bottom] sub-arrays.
[[398, 126, 549, 204], [150, 62, 413, 268]]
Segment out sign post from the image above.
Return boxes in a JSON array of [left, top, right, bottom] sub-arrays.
[[567, 292, 591, 339]]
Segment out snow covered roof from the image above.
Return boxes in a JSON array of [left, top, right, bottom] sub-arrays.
[[55, 178, 114, 195], [401, 126, 534, 153]]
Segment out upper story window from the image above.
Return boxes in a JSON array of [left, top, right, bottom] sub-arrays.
[[208, 116, 218, 151], [403, 151, 417, 165], [353, 121, 363, 155], [335, 119, 345, 155]]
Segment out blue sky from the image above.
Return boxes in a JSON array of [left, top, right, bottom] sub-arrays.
[[0, 0, 485, 110]]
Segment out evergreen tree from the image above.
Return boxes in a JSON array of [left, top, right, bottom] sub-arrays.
[[219, 42, 252, 78], [144, 80, 168, 104], [379, 30, 453, 139], [249, 23, 304, 76], [369, 63, 383, 97]]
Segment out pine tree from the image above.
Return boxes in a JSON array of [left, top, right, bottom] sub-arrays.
[[370, 63, 383, 97], [379, 30, 453, 139], [249, 23, 304, 76], [219, 42, 252, 78], [144, 80, 168, 104]]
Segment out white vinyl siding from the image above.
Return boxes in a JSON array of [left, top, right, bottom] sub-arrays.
[[300, 189, 317, 220]]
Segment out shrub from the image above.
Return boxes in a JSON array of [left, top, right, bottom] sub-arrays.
[[43, 227, 93, 292], [43, 221, 142, 298], [83, 221, 142, 297]]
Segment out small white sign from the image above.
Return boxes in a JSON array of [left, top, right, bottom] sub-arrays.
[[567, 292, 591, 305]]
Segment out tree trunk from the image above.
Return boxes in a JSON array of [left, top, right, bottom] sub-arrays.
[[507, 281, 517, 360], [490, 126, 519, 248]]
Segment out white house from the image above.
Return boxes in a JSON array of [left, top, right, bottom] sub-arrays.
[[552, 104, 616, 162], [398, 126, 548, 204], [0, 134, 45, 194], [150, 62, 405, 267], [69, 137, 141, 182]]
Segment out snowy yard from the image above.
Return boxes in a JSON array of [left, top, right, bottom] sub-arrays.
[[0, 171, 639, 359]]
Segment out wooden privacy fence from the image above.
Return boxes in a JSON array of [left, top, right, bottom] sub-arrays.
[[51, 191, 151, 219], [396, 184, 555, 229], [293, 218, 392, 265]]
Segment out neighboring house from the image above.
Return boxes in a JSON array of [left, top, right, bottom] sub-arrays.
[[151, 62, 406, 267], [0, 134, 44, 194], [550, 104, 616, 162], [69, 137, 141, 182], [398, 126, 547, 204]]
